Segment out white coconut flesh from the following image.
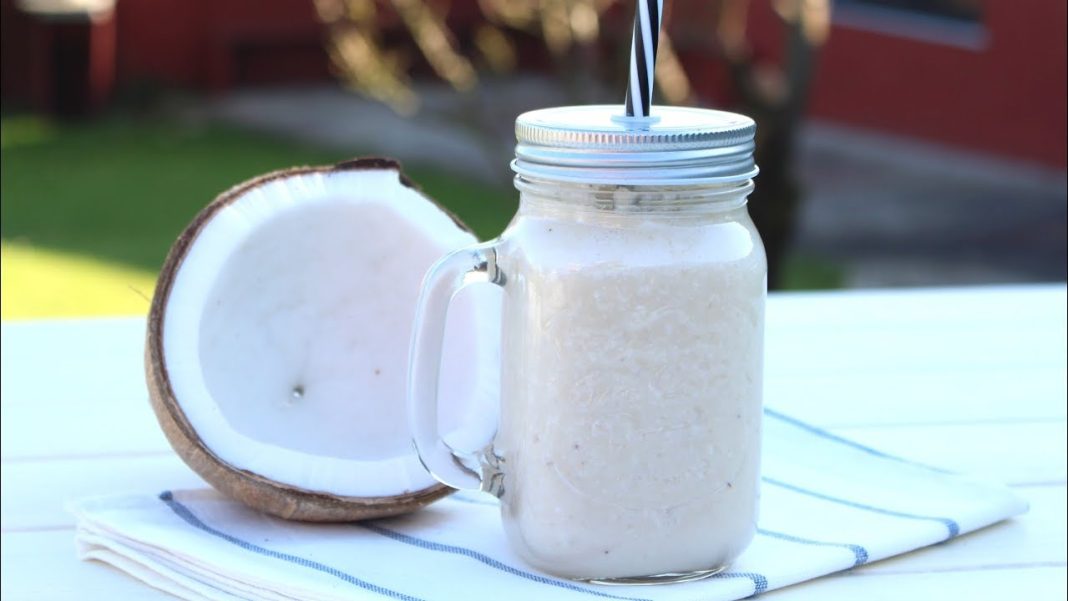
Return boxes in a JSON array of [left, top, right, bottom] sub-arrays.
[[160, 166, 498, 499]]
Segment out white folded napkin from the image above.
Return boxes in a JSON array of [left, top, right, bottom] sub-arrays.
[[72, 409, 1027, 601]]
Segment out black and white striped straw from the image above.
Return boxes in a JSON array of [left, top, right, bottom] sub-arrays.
[[624, 0, 664, 119]]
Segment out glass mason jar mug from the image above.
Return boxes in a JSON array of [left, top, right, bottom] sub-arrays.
[[409, 106, 766, 583]]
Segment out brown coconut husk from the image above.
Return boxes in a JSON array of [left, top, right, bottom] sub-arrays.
[[145, 158, 458, 521]]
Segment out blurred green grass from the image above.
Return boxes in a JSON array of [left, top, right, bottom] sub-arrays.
[[1, 113, 838, 318], [780, 254, 844, 290], [1, 114, 514, 271]]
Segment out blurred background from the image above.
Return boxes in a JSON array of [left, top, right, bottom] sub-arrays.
[[1, 0, 1065, 319]]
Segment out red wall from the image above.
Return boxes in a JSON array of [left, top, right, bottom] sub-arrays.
[[5, 1, 1064, 168], [746, 1, 1067, 168], [114, 0, 329, 90]]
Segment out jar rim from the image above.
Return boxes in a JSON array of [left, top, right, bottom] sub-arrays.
[[513, 105, 759, 185]]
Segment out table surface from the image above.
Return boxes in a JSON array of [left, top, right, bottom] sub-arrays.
[[2, 284, 1065, 600]]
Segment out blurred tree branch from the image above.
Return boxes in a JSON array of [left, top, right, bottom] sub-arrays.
[[719, 0, 830, 287], [315, 0, 696, 111], [315, 0, 829, 287]]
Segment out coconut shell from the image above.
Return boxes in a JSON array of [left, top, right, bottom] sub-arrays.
[[145, 158, 458, 521]]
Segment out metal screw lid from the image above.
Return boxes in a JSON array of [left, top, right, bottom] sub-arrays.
[[512, 105, 758, 186]]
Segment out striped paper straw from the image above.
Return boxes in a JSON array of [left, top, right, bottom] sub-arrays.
[[624, 0, 664, 118]]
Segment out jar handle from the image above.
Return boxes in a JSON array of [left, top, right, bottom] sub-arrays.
[[408, 241, 504, 492]]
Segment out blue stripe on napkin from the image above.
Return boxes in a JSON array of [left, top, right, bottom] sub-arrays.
[[143, 407, 1001, 601], [711, 571, 768, 595], [159, 491, 424, 601], [763, 476, 961, 538], [757, 528, 868, 567], [764, 408, 950, 473], [360, 523, 651, 601], [364, 519, 779, 598]]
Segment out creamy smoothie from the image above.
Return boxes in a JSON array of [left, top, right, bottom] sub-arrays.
[[407, 105, 766, 582], [494, 202, 765, 580]]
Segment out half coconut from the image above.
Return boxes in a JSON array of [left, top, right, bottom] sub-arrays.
[[146, 158, 498, 521]]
